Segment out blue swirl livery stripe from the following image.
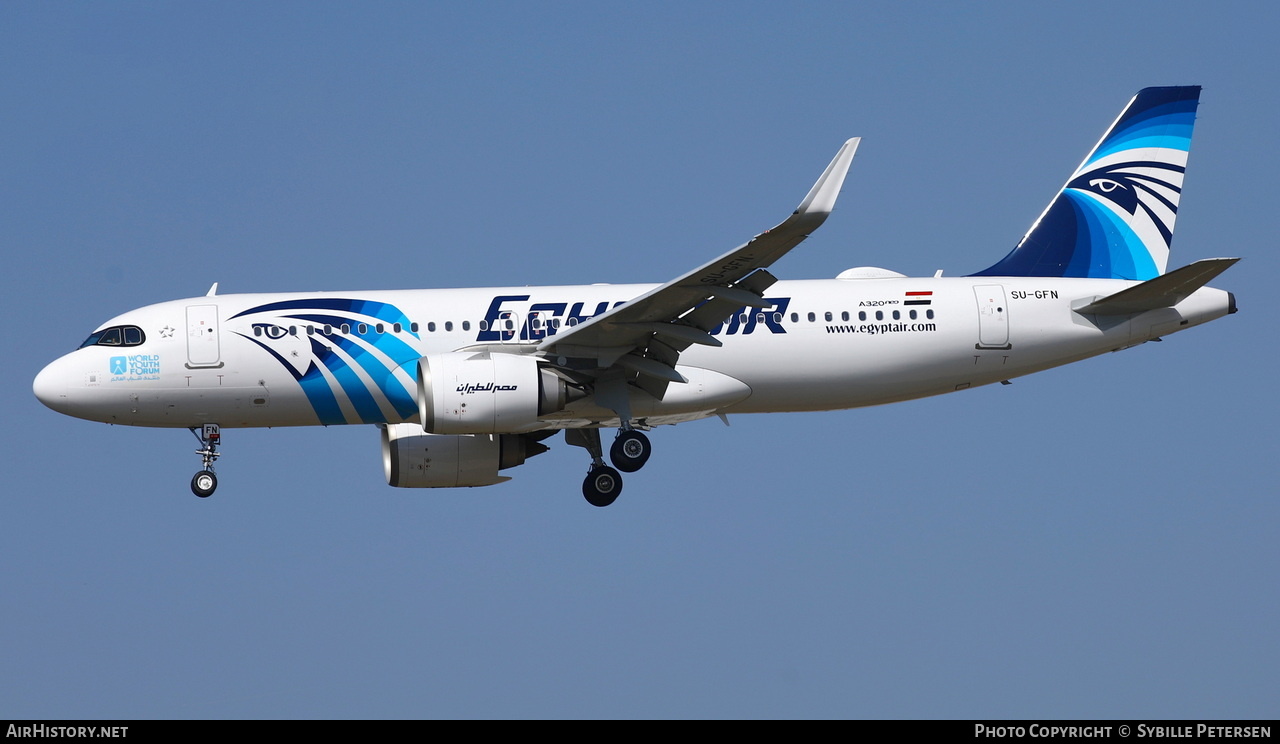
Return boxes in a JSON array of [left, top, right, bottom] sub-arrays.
[[238, 334, 347, 425], [1088, 97, 1198, 165], [326, 334, 418, 421], [973, 86, 1200, 280], [298, 354, 347, 426], [316, 339, 389, 424], [1062, 190, 1157, 279], [230, 298, 418, 334], [231, 298, 421, 426]]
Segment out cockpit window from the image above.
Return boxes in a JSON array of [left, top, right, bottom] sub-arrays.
[[80, 325, 146, 349]]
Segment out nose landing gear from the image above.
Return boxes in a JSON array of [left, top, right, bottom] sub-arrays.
[[191, 469, 217, 498], [190, 424, 221, 498]]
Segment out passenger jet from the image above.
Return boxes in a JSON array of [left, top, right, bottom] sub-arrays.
[[34, 87, 1237, 506]]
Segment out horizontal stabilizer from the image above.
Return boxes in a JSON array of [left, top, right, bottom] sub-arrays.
[[1074, 258, 1239, 316]]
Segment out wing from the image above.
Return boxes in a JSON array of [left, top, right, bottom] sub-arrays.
[[538, 138, 860, 400]]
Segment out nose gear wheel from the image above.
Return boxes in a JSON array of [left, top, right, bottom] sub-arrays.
[[191, 470, 217, 498], [189, 424, 221, 498]]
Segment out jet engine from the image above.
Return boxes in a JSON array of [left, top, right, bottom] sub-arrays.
[[381, 423, 550, 488], [418, 352, 580, 434]]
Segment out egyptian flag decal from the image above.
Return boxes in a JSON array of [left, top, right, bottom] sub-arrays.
[[904, 291, 933, 306]]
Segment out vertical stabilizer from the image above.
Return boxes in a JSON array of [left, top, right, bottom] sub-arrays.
[[973, 86, 1200, 279]]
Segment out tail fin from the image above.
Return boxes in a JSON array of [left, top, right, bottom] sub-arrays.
[[973, 86, 1201, 280]]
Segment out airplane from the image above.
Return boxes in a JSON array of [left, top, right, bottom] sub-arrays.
[[33, 86, 1237, 507]]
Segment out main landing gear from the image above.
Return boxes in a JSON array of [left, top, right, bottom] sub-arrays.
[[610, 430, 651, 473], [583, 465, 623, 508], [566, 426, 652, 507], [189, 423, 221, 498]]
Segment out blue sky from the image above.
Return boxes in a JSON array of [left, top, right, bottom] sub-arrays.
[[2, 2, 1276, 719]]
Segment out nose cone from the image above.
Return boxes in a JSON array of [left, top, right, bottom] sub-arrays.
[[33, 358, 70, 414]]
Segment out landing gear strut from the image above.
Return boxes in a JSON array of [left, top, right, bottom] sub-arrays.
[[565, 426, 654, 506], [190, 424, 221, 498], [565, 428, 623, 507]]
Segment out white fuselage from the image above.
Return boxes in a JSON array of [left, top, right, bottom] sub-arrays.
[[33, 274, 1234, 432]]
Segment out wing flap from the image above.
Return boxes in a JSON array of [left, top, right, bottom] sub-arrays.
[[532, 138, 858, 423]]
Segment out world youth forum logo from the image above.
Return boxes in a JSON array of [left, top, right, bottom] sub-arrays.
[[109, 355, 161, 379]]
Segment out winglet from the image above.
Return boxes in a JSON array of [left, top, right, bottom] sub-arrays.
[[536, 137, 860, 360], [794, 137, 860, 218]]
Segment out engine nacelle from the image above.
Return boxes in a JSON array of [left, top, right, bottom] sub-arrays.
[[418, 352, 576, 434], [381, 423, 550, 488]]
